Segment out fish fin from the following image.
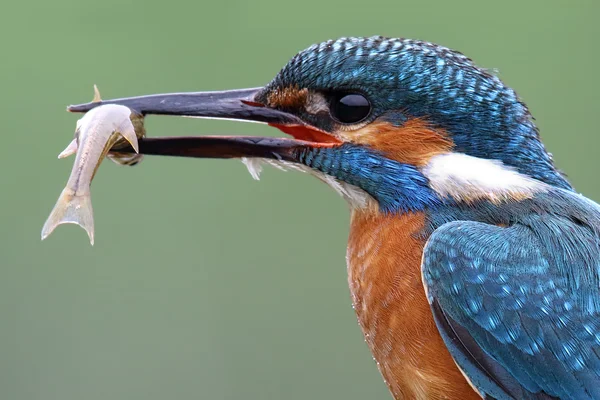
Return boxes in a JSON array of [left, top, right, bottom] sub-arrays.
[[92, 84, 102, 103], [41, 188, 95, 245], [58, 138, 78, 159], [118, 118, 139, 154]]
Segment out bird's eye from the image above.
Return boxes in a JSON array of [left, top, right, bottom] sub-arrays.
[[330, 93, 371, 124]]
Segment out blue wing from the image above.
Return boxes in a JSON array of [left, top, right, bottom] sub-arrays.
[[422, 207, 600, 399]]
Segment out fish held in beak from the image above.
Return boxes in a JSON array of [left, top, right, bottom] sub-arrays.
[[41, 91, 145, 245]]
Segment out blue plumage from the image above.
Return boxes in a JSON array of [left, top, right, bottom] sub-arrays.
[[296, 143, 441, 213], [422, 188, 600, 399], [265, 40, 600, 397], [261, 36, 571, 189]]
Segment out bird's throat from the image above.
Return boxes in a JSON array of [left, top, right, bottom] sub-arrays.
[[295, 144, 441, 214]]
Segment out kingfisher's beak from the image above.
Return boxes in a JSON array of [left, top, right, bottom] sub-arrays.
[[68, 87, 339, 162]]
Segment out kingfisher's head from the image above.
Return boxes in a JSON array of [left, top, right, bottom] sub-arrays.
[[70, 36, 571, 214]]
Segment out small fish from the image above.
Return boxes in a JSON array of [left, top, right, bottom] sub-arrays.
[[41, 94, 144, 245]]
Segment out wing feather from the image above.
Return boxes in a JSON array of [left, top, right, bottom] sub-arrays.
[[422, 218, 600, 399]]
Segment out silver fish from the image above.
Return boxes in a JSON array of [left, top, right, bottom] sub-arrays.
[[41, 90, 144, 245]]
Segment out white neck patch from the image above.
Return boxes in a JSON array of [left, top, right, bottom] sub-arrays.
[[422, 153, 547, 203]]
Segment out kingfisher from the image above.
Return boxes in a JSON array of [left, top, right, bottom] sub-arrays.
[[69, 36, 600, 399]]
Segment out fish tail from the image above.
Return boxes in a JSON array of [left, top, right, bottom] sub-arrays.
[[41, 188, 95, 245]]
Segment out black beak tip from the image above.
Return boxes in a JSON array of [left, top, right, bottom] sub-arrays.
[[67, 102, 99, 113]]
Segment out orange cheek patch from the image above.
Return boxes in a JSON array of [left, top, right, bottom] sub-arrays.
[[344, 119, 454, 166]]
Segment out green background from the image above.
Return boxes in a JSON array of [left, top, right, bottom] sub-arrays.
[[2, 1, 599, 399]]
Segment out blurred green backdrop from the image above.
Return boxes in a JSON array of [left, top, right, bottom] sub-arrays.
[[2, 1, 599, 399]]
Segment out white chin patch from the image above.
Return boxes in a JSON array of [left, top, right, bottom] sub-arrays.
[[241, 158, 264, 180], [422, 153, 547, 203], [240, 158, 374, 209], [240, 157, 299, 180]]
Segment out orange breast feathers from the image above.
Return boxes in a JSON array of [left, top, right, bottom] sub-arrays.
[[346, 211, 479, 400]]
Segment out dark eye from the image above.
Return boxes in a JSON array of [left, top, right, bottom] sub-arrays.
[[330, 93, 371, 124]]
